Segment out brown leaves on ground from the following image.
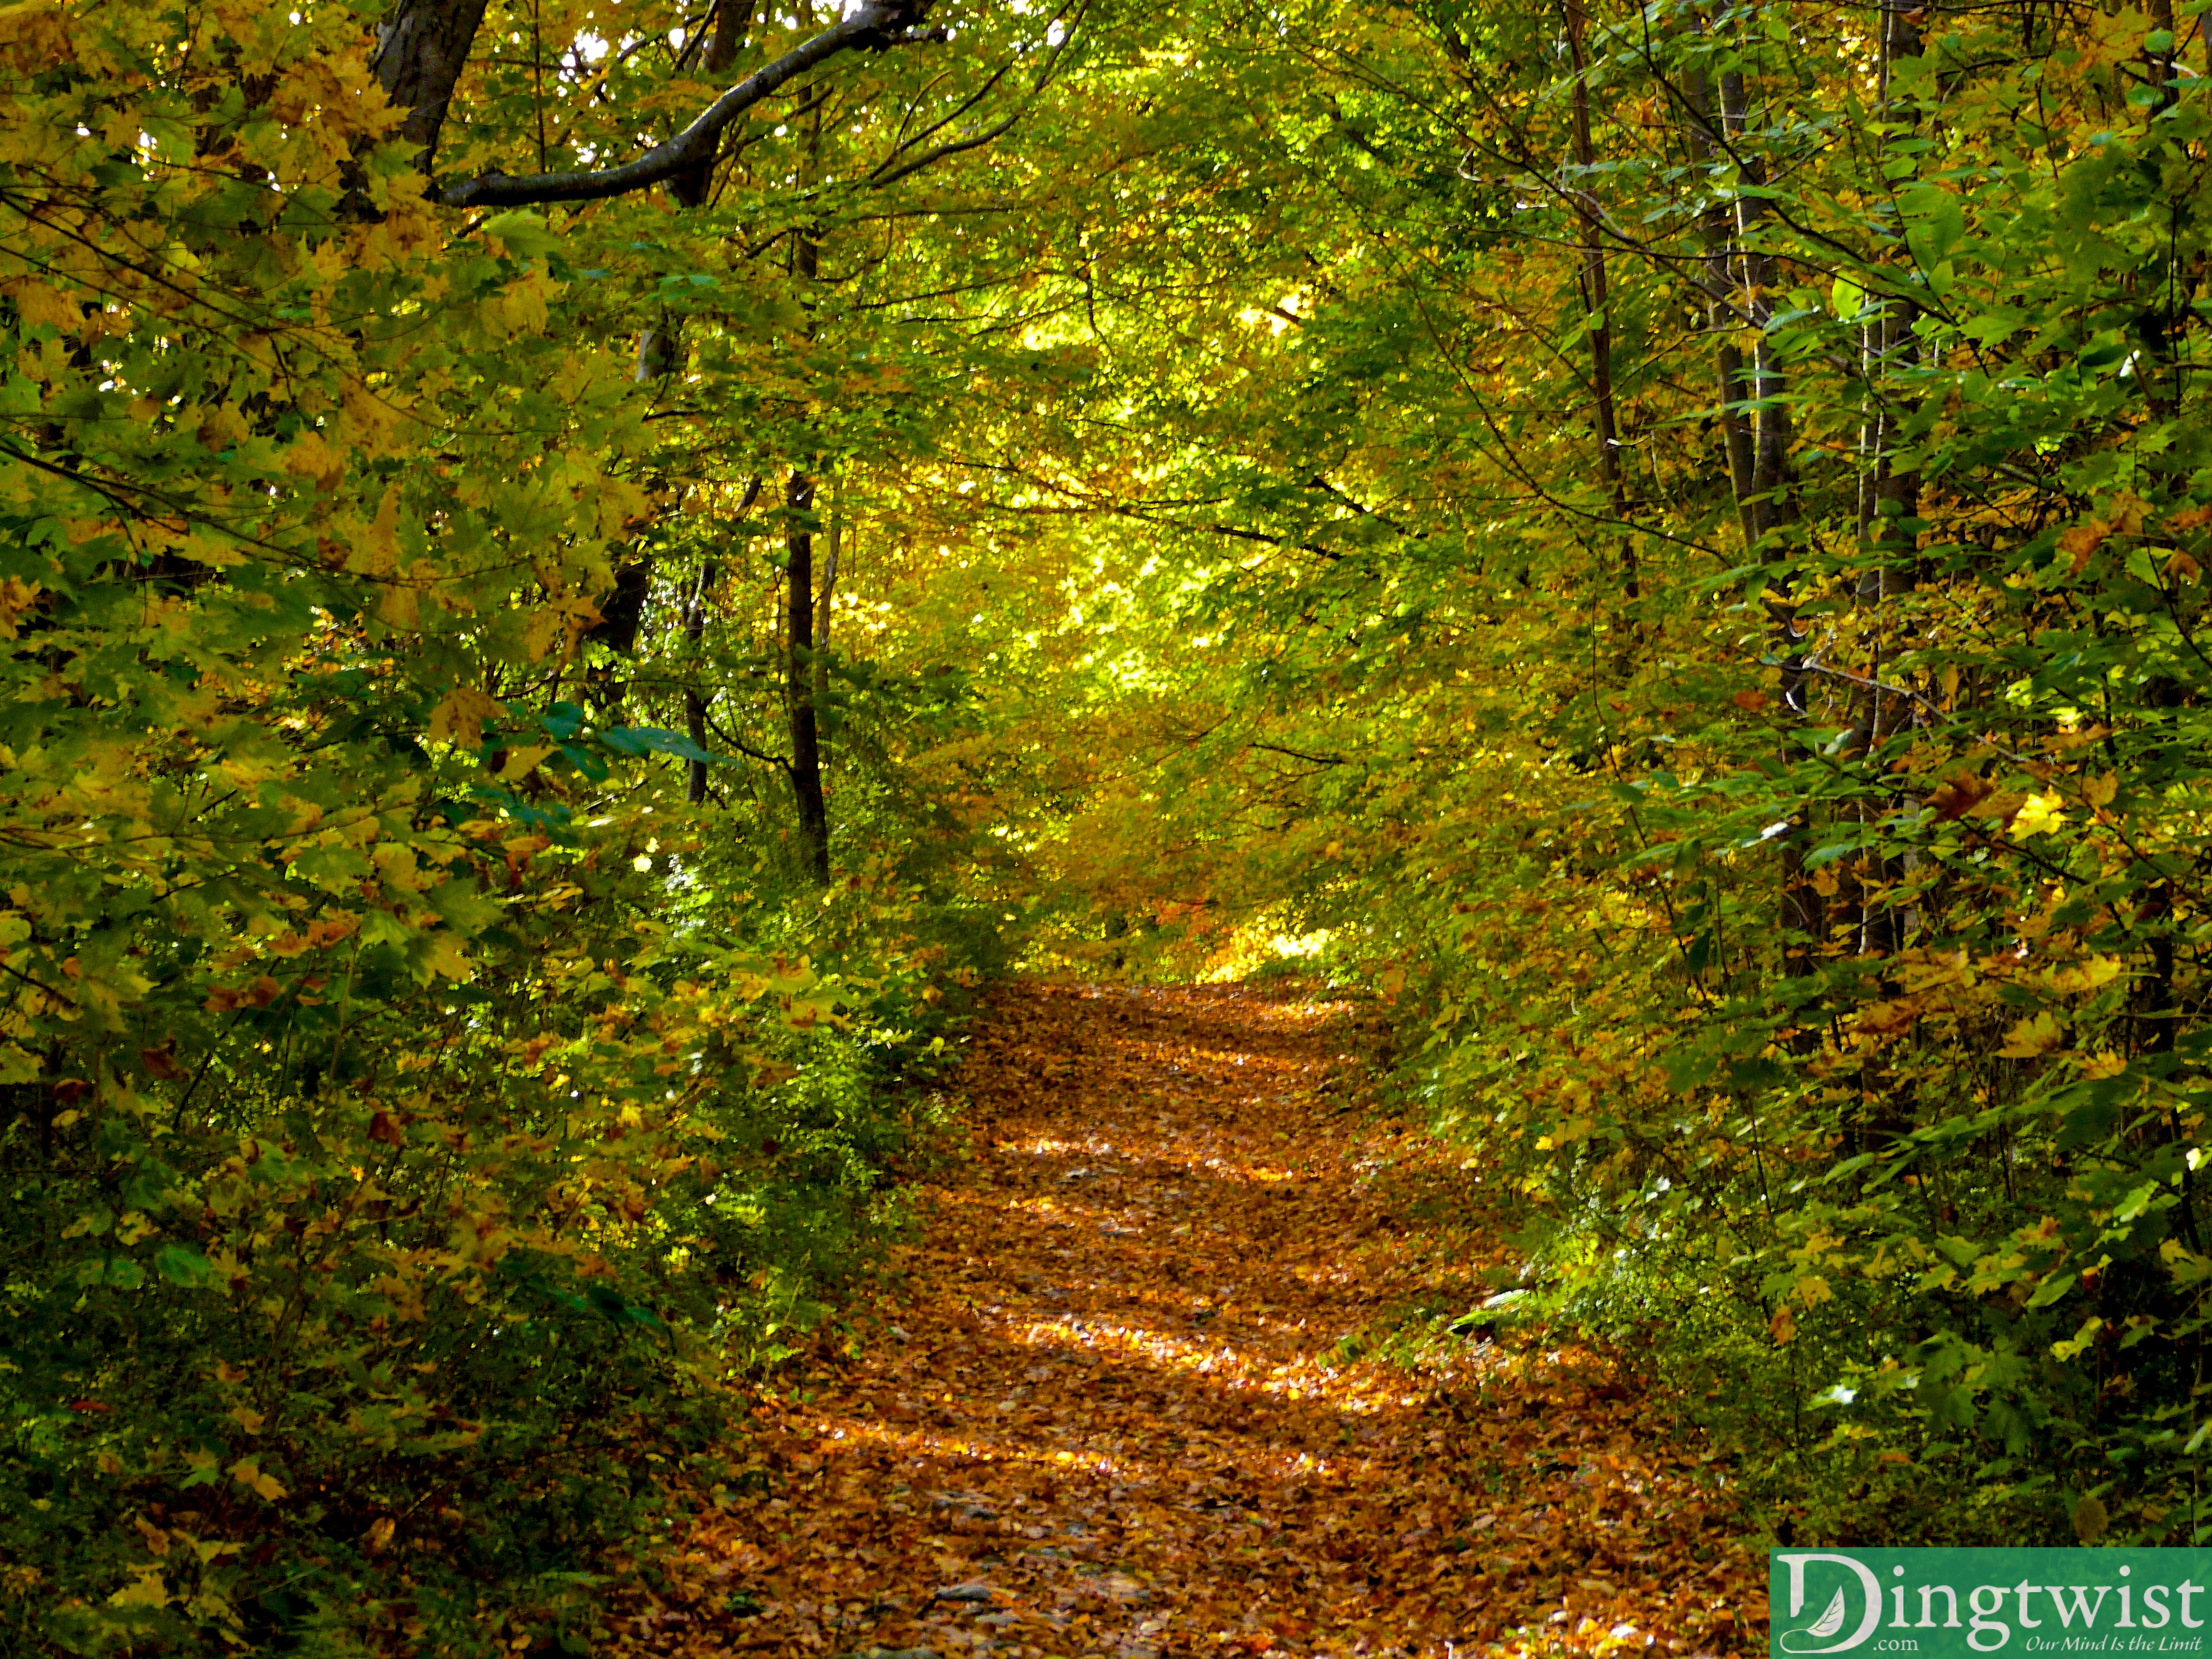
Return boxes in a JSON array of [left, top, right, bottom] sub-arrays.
[[622, 983, 1762, 1657]]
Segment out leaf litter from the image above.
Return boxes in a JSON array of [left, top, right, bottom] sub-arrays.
[[617, 983, 1762, 1657]]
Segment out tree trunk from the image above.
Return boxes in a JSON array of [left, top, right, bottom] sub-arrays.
[[1563, 0, 1639, 660], [672, 0, 758, 206], [371, 0, 491, 174], [1684, 35, 1818, 974], [1851, 0, 1926, 959], [811, 480, 843, 781], [686, 476, 763, 804], [785, 468, 830, 881], [781, 82, 832, 883]]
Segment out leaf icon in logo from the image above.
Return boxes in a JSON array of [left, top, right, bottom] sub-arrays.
[[1804, 1587, 1850, 1640]]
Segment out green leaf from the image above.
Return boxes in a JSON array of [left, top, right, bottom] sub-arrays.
[[1900, 181, 1965, 266], [106, 1255, 146, 1290], [481, 211, 563, 263], [154, 1243, 218, 1290]]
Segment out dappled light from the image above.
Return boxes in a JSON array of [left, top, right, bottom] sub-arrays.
[[639, 985, 1759, 1656], [8, 0, 2208, 1645]]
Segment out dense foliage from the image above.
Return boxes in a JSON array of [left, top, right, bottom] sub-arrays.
[[1010, 0, 2212, 1552], [4, 0, 2211, 1648], [0, 1, 1004, 1650]]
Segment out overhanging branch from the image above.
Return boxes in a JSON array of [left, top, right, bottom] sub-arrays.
[[441, 0, 936, 209]]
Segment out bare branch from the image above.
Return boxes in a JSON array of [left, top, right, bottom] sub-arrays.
[[441, 0, 936, 210]]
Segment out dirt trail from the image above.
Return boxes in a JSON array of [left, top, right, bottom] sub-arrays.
[[653, 983, 1761, 1657]]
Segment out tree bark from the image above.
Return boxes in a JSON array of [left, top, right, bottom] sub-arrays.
[[785, 468, 831, 881], [1679, 66, 1757, 549], [686, 476, 763, 804], [1564, 0, 1639, 659], [1683, 33, 1817, 974], [780, 88, 833, 883], [442, 0, 933, 208], [672, 0, 759, 206], [371, 0, 492, 175], [812, 481, 843, 781], [1850, 0, 1926, 959], [1564, 0, 1641, 674]]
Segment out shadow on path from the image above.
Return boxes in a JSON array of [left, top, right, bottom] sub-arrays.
[[639, 983, 1761, 1658]]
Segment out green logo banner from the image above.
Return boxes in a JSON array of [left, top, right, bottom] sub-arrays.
[[1770, 1551, 2212, 1658]]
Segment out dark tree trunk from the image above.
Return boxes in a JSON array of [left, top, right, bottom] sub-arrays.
[[785, 469, 830, 882], [686, 476, 763, 804], [371, 0, 491, 174], [780, 94, 832, 883], [812, 486, 842, 781], [1685, 37, 1818, 975], [672, 0, 758, 206]]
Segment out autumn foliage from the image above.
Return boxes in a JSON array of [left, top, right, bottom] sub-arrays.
[[3, 0, 2211, 1651]]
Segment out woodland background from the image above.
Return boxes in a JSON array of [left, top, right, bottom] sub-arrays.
[[2, 0, 2209, 1649]]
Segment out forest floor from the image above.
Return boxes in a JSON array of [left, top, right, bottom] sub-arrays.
[[634, 982, 1764, 1658]]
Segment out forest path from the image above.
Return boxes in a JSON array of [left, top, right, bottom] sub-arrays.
[[654, 983, 1760, 1658]]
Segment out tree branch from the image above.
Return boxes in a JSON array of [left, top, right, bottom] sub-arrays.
[[1249, 742, 1349, 768], [441, 0, 936, 209]]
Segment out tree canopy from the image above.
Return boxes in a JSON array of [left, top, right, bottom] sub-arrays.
[[3, 0, 2211, 1646]]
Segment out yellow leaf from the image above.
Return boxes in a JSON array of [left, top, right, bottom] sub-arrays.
[[496, 745, 555, 782], [0, 574, 40, 638], [524, 604, 583, 664], [2044, 954, 2121, 995], [7, 278, 80, 333], [108, 1567, 169, 1609], [426, 686, 503, 750], [2059, 520, 2108, 573], [2000, 1011, 2065, 1059], [378, 578, 421, 630], [1793, 1274, 1833, 1308], [2011, 790, 2066, 838], [227, 1457, 286, 1502], [280, 430, 342, 491], [422, 933, 472, 982], [361, 484, 401, 578]]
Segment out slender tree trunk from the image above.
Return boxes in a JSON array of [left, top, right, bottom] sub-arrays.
[[1851, 0, 1926, 959], [1685, 31, 1818, 975], [683, 573, 716, 806], [781, 77, 832, 883], [686, 475, 762, 804], [1681, 66, 1757, 549], [785, 467, 830, 881], [1564, 0, 1639, 659], [811, 480, 843, 781], [1718, 72, 1795, 544]]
